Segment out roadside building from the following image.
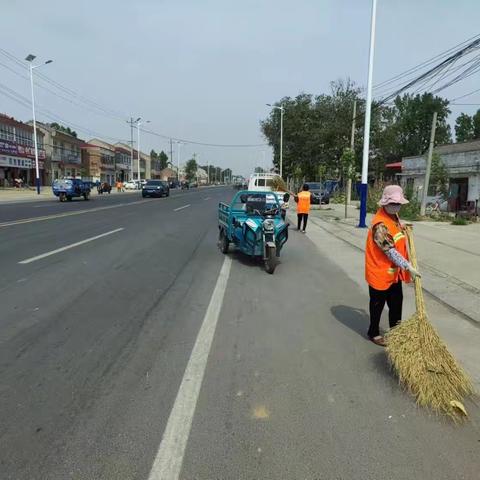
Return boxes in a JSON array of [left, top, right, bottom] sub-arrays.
[[197, 167, 208, 185], [142, 151, 151, 180], [114, 144, 132, 182], [36, 122, 84, 184], [401, 140, 480, 211], [82, 139, 116, 184], [150, 155, 162, 179], [0, 114, 46, 187], [159, 167, 176, 182]]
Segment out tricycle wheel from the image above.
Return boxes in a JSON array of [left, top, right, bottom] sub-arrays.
[[59, 193, 65, 202], [264, 246, 277, 274], [218, 229, 229, 254], [83, 192, 90, 201], [66, 196, 73, 202]]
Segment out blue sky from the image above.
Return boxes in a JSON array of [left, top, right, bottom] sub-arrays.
[[1, 0, 480, 176]]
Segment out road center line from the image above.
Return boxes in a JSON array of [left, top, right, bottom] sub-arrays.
[[173, 204, 191, 212], [148, 256, 232, 480], [18, 228, 124, 264], [0, 199, 150, 228]]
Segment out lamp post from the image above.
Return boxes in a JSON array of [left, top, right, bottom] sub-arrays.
[[25, 54, 53, 194], [358, 0, 378, 228], [266, 104, 284, 178], [135, 118, 150, 184]]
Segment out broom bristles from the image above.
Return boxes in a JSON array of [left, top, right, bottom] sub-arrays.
[[386, 314, 473, 419], [270, 176, 288, 193], [385, 226, 474, 420]]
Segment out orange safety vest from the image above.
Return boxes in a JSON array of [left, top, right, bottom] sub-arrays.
[[297, 191, 311, 214], [365, 208, 411, 290]]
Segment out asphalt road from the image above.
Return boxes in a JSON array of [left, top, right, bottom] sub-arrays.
[[1, 187, 479, 480]]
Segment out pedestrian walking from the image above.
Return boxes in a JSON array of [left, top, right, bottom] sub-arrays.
[[295, 184, 311, 233], [365, 185, 421, 346]]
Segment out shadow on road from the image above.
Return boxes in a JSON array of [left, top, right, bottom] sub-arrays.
[[331, 305, 369, 338]]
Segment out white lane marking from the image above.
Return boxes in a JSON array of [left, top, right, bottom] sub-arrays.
[[203, 197, 211, 201], [18, 228, 124, 264], [148, 256, 232, 480], [173, 204, 191, 212], [0, 200, 150, 228]]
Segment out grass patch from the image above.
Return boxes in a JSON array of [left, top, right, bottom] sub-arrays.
[[451, 217, 469, 225]]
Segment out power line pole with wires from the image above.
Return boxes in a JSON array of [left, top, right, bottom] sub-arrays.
[[127, 117, 135, 181], [420, 111, 438, 216], [170, 139, 174, 175]]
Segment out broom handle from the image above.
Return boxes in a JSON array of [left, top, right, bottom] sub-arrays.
[[404, 224, 425, 313]]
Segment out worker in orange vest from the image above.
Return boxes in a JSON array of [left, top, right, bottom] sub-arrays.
[[296, 184, 311, 233], [365, 185, 421, 346]]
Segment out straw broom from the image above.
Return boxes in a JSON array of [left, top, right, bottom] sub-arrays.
[[385, 225, 474, 420], [270, 176, 290, 194]]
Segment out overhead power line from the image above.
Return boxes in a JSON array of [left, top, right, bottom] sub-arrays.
[[0, 48, 268, 149], [372, 33, 480, 97]]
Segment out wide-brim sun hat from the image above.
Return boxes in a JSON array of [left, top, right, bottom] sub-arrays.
[[378, 185, 409, 206]]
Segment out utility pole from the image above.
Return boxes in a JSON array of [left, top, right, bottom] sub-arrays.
[[345, 100, 357, 218], [127, 117, 135, 181], [176, 141, 182, 182], [170, 139, 174, 177], [420, 111, 438, 216], [358, 0, 377, 228]]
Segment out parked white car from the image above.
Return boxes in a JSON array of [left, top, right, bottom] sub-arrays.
[[124, 180, 141, 190]]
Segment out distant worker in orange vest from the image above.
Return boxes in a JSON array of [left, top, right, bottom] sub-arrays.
[[295, 184, 311, 233], [365, 185, 421, 347]]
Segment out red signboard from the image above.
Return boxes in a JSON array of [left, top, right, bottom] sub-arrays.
[[0, 139, 46, 160]]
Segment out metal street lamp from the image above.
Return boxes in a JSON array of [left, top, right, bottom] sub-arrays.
[[358, 0, 378, 228], [135, 117, 150, 184], [25, 54, 53, 194], [267, 103, 284, 178]]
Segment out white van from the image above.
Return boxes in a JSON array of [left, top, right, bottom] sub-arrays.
[[247, 173, 285, 196], [247, 173, 289, 212]]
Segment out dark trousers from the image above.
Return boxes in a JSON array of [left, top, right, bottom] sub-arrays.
[[297, 213, 308, 231], [368, 281, 403, 338]]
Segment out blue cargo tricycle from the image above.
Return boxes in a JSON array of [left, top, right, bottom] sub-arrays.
[[52, 178, 91, 202], [218, 190, 289, 274]]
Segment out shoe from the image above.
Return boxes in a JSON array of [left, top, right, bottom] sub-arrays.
[[301, 230, 306, 234], [369, 335, 386, 347]]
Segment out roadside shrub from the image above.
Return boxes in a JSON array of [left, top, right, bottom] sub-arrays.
[[400, 198, 421, 221], [330, 192, 346, 204], [452, 217, 468, 226], [367, 183, 384, 213]]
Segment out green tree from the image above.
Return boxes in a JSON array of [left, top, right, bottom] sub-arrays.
[[454, 113, 474, 142], [472, 110, 480, 139], [50, 122, 77, 138], [158, 151, 169, 170], [430, 153, 449, 197], [185, 158, 198, 182], [387, 93, 451, 157], [261, 79, 362, 181]]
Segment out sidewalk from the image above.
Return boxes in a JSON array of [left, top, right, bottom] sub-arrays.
[[287, 205, 480, 389], [0, 188, 137, 204], [307, 202, 480, 325]]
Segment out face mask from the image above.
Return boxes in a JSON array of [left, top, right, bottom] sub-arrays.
[[385, 204, 401, 215]]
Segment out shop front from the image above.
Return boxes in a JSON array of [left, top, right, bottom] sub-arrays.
[[0, 151, 46, 187]]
